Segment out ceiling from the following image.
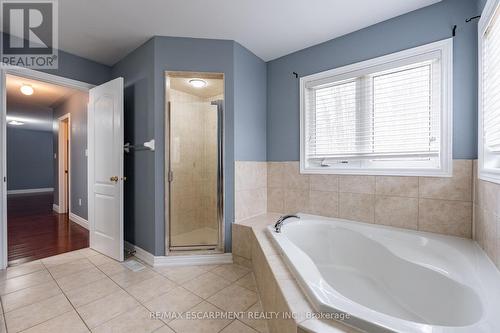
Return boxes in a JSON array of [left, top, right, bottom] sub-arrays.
[[58, 0, 441, 65], [6, 75, 80, 131], [169, 73, 224, 99], [6, 75, 79, 108]]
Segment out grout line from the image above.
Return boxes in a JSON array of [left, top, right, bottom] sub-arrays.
[[33, 259, 92, 332]]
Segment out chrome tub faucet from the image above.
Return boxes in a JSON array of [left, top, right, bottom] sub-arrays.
[[274, 214, 300, 233]]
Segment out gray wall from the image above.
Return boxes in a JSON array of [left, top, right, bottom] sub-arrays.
[[267, 0, 481, 161], [7, 127, 53, 191], [112, 36, 243, 255], [1, 33, 113, 86], [53, 92, 89, 220], [111, 39, 157, 255], [152, 37, 236, 254], [234, 42, 267, 161]]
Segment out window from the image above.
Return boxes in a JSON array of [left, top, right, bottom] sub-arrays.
[[300, 39, 453, 176], [479, 0, 500, 184]]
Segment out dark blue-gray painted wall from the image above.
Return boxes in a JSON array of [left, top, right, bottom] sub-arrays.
[[111, 36, 267, 255], [152, 37, 236, 254], [111, 39, 157, 255], [267, 0, 481, 161], [53, 92, 89, 220], [234, 43, 267, 161], [1, 34, 112, 86], [7, 127, 53, 190]]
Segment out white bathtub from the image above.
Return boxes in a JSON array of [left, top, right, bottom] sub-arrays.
[[267, 214, 500, 333]]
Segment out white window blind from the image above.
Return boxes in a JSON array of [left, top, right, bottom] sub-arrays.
[[300, 40, 452, 176], [483, 6, 500, 152], [479, 0, 500, 183]]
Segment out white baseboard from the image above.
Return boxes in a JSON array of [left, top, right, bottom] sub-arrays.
[[7, 187, 54, 195], [124, 241, 233, 267], [69, 212, 88, 230], [53, 204, 60, 213]]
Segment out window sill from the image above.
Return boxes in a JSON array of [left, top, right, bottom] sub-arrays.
[[300, 167, 453, 178], [479, 170, 500, 185]]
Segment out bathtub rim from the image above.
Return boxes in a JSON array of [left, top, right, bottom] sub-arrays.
[[267, 213, 500, 333]]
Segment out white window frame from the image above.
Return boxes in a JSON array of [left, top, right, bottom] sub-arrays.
[[479, 0, 500, 184], [299, 39, 453, 177]]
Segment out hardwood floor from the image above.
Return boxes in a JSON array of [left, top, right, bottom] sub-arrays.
[[7, 192, 89, 266]]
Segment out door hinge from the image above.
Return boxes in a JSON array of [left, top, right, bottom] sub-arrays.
[[3, 177, 6, 182], [168, 171, 174, 182]]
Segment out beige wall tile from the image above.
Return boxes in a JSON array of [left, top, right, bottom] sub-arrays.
[[419, 160, 472, 201], [310, 174, 338, 192], [235, 161, 267, 191], [267, 188, 284, 213], [496, 217, 500, 270], [235, 188, 267, 221], [339, 193, 374, 223], [232, 224, 253, 259], [375, 196, 418, 230], [283, 162, 309, 190], [284, 190, 310, 214], [375, 176, 418, 197], [309, 191, 338, 218], [418, 199, 472, 238], [472, 160, 478, 204], [268, 162, 284, 188], [483, 211, 498, 264], [339, 175, 375, 194], [477, 180, 500, 214]]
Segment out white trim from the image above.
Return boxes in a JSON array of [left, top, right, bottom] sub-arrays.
[[0, 66, 93, 269], [69, 212, 88, 230], [52, 204, 60, 213], [7, 187, 53, 195], [299, 38, 453, 177], [57, 113, 71, 214], [478, 0, 500, 184], [125, 241, 232, 267]]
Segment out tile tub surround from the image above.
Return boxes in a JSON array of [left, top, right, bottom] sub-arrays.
[[473, 161, 500, 271], [0, 248, 268, 333], [233, 214, 358, 333], [235, 161, 268, 221], [267, 160, 473, 238]]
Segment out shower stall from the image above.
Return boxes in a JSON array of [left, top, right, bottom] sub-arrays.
[[165, 72, 224, 253]]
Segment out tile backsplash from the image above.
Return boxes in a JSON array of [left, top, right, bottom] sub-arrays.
[[267, 160, 473, 238], [234, 161, 267, 221], [236, 160, 473, 237], [473, 161, 500, 270]]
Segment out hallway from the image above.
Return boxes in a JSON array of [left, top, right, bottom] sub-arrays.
[[7, 192, 88, 266]]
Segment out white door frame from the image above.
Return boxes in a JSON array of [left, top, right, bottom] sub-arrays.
[[57, 113, 71, 214], [0, 65, 93, 269]]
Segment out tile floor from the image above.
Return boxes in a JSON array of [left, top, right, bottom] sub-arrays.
[[0, 248, 269, 333]]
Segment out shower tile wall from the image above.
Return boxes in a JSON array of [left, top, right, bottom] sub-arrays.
[[169, 89, 219, 246]]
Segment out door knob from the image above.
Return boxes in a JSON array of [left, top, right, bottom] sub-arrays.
[[110, 176, 119, 182]]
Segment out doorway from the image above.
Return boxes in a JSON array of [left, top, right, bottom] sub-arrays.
[[58, 114, 70, 214], [4, 73, 90, 266], [0, 69, 125, 269], [166, 72, 224, 253]]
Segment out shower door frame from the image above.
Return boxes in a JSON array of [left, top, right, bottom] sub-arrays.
[[164, 71, 225, 254]]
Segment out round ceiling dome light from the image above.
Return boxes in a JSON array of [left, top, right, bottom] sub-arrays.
[[189, 79, 207, 88], [8, 120, 24, 126], [20, 84, 34, 96]]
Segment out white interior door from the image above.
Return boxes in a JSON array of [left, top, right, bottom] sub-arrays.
[[88, 77, 124, 261]]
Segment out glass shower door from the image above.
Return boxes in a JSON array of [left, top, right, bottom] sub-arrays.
[[167, 72, 223, 251]]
